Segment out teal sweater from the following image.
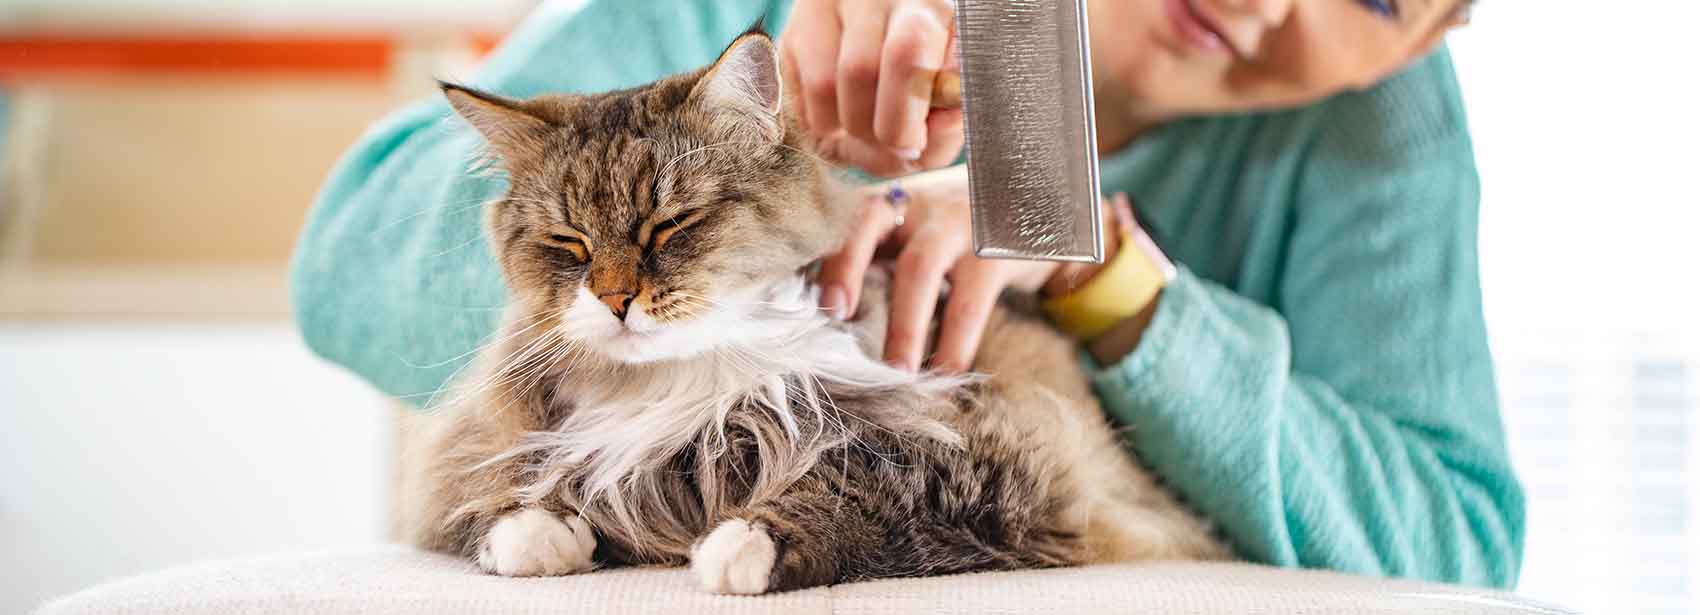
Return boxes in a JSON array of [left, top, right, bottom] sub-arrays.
[[291, 0, 1523, 588]]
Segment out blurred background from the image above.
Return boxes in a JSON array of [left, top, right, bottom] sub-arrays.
[[1, 1, 1696, 613]]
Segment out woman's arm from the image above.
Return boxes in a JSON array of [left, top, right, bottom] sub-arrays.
[[1091, 137, 1525, 587], [290, 0, 789, 401]]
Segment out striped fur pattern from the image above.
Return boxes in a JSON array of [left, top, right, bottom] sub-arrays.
[[404, 25, 1229, 594]]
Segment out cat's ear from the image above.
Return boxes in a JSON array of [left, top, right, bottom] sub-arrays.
[[692, 29, 783, 142], [440, 82, 552, 157]]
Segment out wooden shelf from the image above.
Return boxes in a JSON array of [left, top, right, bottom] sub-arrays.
[[0, 265, 291, 320]]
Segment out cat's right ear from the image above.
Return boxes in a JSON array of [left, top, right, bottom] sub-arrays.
[[440, 82, 551, 158], [692, 29, 784, 142]]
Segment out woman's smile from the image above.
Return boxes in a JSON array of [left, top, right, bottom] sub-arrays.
[[1164, 0, 1236, 58]]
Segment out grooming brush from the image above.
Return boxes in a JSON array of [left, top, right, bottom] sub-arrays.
[[930, 0, 1105, 263]]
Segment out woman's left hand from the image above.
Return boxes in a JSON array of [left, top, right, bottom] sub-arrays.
[[819, 166, 1132, 373], [818, 166, 1056, 372]]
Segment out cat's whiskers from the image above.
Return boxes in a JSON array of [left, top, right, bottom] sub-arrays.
[[674, 291, 803, 312], [396, 310, 553, 371], [491, 333, 582, 424], [423, 234, 487, 259], [427, 322, 569, 411], [656, 141, 744, 188], [423, 339, 556, 413], [664, 295, 718, 320], [398, 312, 559, 413], [368, 200, 485, 237], [477, 330, 581, 402], [369, 192, 562, 239], [643, 296, 698, 323]]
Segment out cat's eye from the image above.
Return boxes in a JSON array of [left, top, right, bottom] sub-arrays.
[[1357, 0, 1397, 18], [541, 229, 589, 260], [643, 210, 708, 251]]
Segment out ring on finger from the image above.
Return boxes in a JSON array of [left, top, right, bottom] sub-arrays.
[[884, 183, 910, 227]]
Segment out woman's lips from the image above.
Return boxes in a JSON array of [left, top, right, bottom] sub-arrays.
[[1164, 0, 1234, 57]]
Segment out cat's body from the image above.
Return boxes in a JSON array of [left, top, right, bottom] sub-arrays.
[[403, 26, 1227, 594]]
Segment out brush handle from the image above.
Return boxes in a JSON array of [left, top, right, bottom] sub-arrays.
[[931, 70, 964, 109]]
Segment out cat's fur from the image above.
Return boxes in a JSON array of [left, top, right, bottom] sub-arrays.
[[402, 25, 1228, 594]]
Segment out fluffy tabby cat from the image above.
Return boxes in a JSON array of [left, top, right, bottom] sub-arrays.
[[405, 25, 1228, 594]]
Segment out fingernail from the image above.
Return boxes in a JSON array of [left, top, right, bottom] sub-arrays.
[[894, 147, 922, 162], [820, 285, 848, 320], [890, 356, 918, 373]]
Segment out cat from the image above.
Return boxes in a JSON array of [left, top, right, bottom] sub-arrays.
[[402, 24, 1229, 595]]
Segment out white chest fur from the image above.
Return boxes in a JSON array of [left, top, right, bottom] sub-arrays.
[[503, 277, 960, 528]]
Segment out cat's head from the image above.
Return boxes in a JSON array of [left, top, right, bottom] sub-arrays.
[[444, 28, 851, 364]]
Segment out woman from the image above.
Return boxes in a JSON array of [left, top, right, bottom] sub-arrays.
[[291, 0, 1522, 587]]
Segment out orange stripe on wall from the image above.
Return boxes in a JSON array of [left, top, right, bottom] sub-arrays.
[[0, 35, 397, 78], [468, 32, 504, 58]]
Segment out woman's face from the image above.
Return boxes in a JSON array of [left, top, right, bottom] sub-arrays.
[[1088, 0, 1471, 116]]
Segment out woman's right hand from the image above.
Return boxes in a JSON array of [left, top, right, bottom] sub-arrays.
[[779, 0, 965, 177]]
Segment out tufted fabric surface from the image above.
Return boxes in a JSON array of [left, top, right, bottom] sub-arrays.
[[37, 546, 1571, 615]]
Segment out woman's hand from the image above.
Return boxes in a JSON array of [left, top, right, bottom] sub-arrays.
[[819, 166, 1061, 372], [779, 0, 964, 177], [820, 168, 1144, 372]]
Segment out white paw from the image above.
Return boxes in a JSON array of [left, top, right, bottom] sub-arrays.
[[477, 508, 596, 577], [691, 519, 777, 595]]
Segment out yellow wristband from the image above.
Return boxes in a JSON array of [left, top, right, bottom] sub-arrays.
[[1042, 229, 1173, 342]]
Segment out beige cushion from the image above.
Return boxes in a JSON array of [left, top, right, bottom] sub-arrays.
[[36, 545, 1567, 615]]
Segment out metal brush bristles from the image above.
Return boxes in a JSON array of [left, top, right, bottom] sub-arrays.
[[955, 0, 1104, 263]]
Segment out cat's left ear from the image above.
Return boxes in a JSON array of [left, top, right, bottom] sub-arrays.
[[693, 29, 783, 142], [440, 82, 552, 162]]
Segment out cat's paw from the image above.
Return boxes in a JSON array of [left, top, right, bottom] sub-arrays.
[[477, 508, 597, 577], [690, 518, 777, 595]]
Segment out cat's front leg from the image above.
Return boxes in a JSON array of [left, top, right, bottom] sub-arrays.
[[413, 406, 600, 577], [689, 488, 856, 595], [476, 507, 598, 577], [689, 518, 781, 594]]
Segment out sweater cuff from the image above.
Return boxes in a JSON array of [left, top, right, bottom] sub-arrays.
[[1082, 266, 1204, 384]]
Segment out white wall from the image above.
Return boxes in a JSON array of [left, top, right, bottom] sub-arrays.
[[1452, 4, 1700, 334], [0, 325, 393, 614], [1451, 4, 1700, 614]]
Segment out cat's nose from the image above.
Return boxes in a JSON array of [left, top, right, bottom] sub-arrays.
[[598, 293, 634, 320]]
